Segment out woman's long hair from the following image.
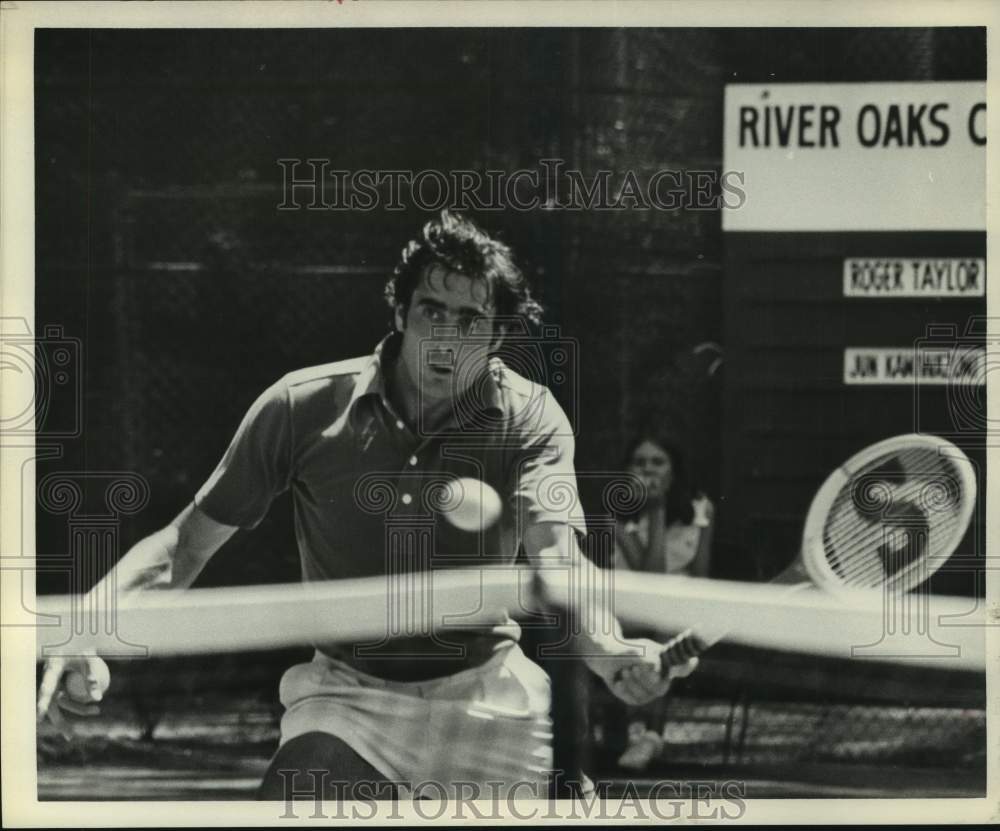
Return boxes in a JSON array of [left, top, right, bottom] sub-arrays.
[[617, 434, 697, 526]]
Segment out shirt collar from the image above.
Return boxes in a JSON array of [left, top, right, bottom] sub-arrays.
[[359, 333, 395, 400], [350, 332, 504, 418]]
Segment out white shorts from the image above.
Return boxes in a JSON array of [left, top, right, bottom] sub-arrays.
[[277, 642, 553, 799]]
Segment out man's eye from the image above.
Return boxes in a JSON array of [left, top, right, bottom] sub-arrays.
[[421, 306, 445, 323]]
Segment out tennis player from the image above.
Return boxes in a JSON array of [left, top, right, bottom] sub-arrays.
[[37, 210, 697, 800]]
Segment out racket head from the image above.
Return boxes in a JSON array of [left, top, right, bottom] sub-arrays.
[[800, 433, 976, 597]]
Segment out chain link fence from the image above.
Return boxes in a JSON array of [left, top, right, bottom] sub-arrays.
[[34, 27, 986, 795], [587, 640, 985, 781]]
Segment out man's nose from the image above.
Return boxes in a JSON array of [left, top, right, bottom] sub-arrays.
[[429, 323, 462, 341]]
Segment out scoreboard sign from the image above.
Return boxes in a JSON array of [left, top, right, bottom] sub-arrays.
[[723, 82, 985, 232], [720, 81, 986, 580]]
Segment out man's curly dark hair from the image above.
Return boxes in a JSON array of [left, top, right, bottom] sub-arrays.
[[384, 210, 544, 331]]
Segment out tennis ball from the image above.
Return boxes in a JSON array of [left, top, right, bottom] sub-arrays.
[[64, 661, 110, 703], [439, 477, 503, 531]]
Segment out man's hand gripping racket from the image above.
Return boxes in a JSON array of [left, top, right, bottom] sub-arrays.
[[37, 652, 111, 739], [638, 433, 977, 680]]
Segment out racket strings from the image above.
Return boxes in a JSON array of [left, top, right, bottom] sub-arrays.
[[825, 481, 959, 587], [830, 511, 962, 589], [825, 491, 960, 587], [826, 474, 956, 569], [821, 449, 965, 589]]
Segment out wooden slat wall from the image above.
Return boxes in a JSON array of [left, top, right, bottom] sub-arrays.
[[721, 231, 986, 586]]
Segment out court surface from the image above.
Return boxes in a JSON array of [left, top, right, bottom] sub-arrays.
[[38, 676, 984, 801]]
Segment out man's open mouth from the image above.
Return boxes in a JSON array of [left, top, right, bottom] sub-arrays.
[[426, 347, 456, 374]]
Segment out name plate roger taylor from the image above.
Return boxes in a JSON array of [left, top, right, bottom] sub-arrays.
[[844, 258, 984, 298]]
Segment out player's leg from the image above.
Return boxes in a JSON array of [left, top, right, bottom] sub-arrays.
[[610, 623, 667, 770], [617, 700, 666, 770], [257, 731, 398, 800]]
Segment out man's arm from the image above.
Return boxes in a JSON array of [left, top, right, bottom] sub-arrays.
[[523, 521, 682, 706], [36, 503, 238, 728], [109, 502, 238, 598], [39, 376, 291, 734], [512, 387, 696, 703], [523, 521, 625, 651]]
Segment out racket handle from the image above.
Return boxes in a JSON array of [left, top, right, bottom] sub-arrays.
[[658, 629, 709, 678], [610, 628, 709, 687]]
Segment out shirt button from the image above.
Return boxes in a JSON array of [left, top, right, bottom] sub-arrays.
[[395, 420, 405, 430], [401, 493, 413, 505], [408, 455, 418, 466]]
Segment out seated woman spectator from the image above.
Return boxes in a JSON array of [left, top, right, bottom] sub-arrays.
[[610, 433, 715, 770], [614, 434, 714, 578]]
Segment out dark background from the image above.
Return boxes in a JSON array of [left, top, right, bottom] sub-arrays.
[[34, 27, 986, 592], [32, 26, 987, 796]]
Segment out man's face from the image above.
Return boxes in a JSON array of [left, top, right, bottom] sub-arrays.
[[395, 262, 496, 404]]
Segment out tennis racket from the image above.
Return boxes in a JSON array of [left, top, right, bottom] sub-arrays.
[[649, 433, 977, 676]]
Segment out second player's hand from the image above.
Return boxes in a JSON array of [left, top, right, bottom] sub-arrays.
[[36, 653, 107, 740]]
